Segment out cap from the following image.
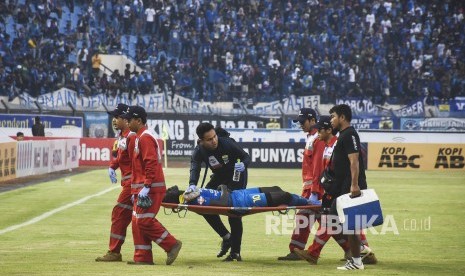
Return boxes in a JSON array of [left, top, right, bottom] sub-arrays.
[[292, 108, 317, 124], [315, 115, 332, 130], [107, 103, 129, 117], [120, 105, 147, 120]]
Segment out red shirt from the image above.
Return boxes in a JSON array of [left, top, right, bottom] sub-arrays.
[[130, 126, 165, 194], [109, 129, 135, 184], [315, 136, 338, 196], [310, 137, 326, 196], [302, 128, 318, 188]]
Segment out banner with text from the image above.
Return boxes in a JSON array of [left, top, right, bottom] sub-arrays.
[[0, 142, 17, 181], [368, 143, 465, 170], [336, 98, 425, 117], [0, 114, 83, 137], [145, 114, 272, 157], [79, 137, 164, 166], [400, 117, 465, 131]]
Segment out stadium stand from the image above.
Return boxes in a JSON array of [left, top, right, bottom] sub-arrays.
[[0, 0, 464, 105]]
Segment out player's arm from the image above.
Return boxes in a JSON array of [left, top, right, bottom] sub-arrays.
[[228, 139, 251, 167], [348, 152, 360, 197], [140, 136, 158, 185], [188, 145, 203, 186]]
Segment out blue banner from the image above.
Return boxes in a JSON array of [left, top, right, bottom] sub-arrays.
[[336, 98, 425, 117], [400, 117, 465, 131], [83, 113, 109, 138], [351, 116, 398, 130], [0, 114, 82, 129], [433, 97, 465, 118]]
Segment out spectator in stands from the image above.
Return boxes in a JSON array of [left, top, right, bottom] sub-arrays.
[[1, 0, 464, 105]]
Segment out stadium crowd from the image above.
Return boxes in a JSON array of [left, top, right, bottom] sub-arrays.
[[0, 0, 464, 104]]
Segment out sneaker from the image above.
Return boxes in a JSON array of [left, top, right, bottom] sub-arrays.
[[277, 252, 302, 261], [166, 240, 182, 265], [223, 253, 242, 262], [293, 249, 318, 265], [337, 259, 364, 270], [217, 239, 231, 258], [361, 246, 377, 265], [95, 251, 122, 262], [126, 261, 154, 265]]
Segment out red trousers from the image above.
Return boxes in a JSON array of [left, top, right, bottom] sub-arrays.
[[108, 183, 133, 253], [131, 191, 177, 263], [289, 189, 369, 255]]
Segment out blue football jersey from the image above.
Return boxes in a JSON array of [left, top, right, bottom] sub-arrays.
[[231, 188, 268, 207]]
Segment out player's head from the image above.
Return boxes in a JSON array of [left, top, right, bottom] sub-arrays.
[[121, 105, 147, 132], [164, 186, 184, 204], [34, 116, 41, 124], [316, 116, 336, 142], [196, 122, 218, 151], [293, 108, 317, 132], [329, 104, 352, 131], [108, 103, 129, 130]]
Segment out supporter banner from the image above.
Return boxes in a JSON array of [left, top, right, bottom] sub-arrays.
[[368, 143, 465, 170], [400, 118, 465, 131], [0, 142, 17, 181], [253, 95, 320, 115], [11, 88, 320, 115], [0, 114, 83, 137], [14, 88, 165, 112], [351, 116, 397, 130], [79, 137, 164, 166], [84, 112, 109, 138], [146, 115, 272, 156], [433, 97, 465, 118], [336, 98, 425, 117]]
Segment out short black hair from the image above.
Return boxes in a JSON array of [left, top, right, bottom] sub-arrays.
[[163, 186, 184, 203], [196, 122, 215, 139], [17, 132, 24, 137], [329, 104, 352, 122]]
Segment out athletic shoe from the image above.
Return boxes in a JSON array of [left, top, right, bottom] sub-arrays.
[[293, 249, 318, 265], [361, 246, 377, 264], [95, 251, 122, 262], [223, 253, 242, 262], [337, 259, 364, 270], [126, 261, 154, 265], [166, 240, 183, 265], [217, 238, 231, 258], [277, 252, 302, 261]]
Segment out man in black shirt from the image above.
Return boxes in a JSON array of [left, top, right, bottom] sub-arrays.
[[31, 116, 45, 137], [329, 104, 367, 270], [188, 122, 250, 261]]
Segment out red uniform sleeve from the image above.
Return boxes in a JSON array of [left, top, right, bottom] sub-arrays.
[[139, 135, 160, 185], [311, 139, 325, 197]]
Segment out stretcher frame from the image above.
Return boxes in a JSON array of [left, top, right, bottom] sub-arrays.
[[162, 203, 321, 218]]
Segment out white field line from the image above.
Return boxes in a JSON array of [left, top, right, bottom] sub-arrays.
[[0, 186, 119, 235]]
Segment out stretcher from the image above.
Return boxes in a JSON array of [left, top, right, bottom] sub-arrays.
[[162, 203, 321, 218]]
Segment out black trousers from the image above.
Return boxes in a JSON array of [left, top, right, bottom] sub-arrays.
[[203, 171, 248, 254]]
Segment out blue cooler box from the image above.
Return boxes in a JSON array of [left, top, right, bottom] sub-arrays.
[[336, 189, 383, 230]]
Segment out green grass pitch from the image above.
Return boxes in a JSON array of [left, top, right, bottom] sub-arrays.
[[0, 168, 464, 275]]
